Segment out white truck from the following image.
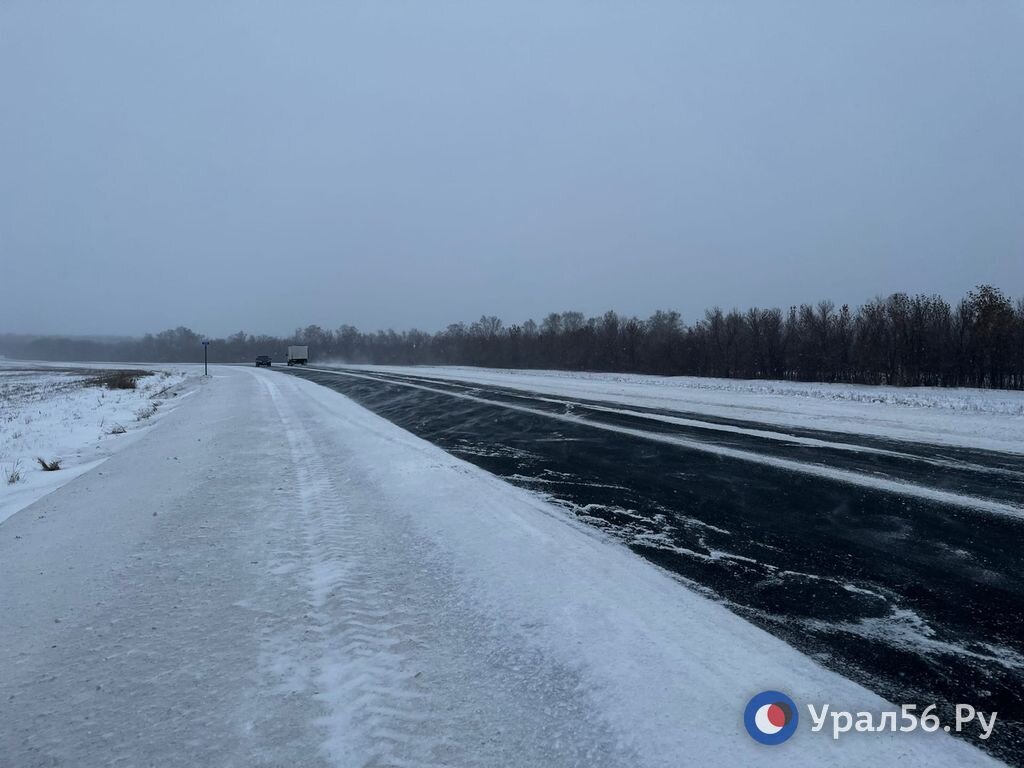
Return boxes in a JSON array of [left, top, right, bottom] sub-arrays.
[[286, 345, 309, 366]]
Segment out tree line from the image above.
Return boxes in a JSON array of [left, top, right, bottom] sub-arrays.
[[3, 285, 1023, 389]]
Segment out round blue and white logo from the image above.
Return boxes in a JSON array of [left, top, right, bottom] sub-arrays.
[[744, 690, 799, 745]]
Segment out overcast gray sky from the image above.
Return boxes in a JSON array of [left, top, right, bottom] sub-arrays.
[[1, 1, 1021, 337]]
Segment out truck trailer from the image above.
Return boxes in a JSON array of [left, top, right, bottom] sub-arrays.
[[287, 345, 309, 366]]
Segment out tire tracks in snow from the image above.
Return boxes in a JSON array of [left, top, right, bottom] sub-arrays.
[[261, 373, 459, 767], [258, 371, 638, 768]]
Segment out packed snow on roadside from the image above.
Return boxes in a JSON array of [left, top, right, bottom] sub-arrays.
[[346, 364, 1024, 453], [0, 364, 193, 524]]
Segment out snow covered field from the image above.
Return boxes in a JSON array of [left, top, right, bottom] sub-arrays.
[[346, 365, 1024, 453], [0, 365, 1004, 766], [0, 362, 193, 524]]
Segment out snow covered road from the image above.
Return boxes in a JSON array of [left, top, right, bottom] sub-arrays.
[[0, 367, 1005, 766]]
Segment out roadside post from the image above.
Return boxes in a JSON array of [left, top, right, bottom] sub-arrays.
[[202, 340, 209, 376]]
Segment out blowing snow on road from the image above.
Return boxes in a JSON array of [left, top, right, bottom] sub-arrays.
[[0, 366, 1011, 767]]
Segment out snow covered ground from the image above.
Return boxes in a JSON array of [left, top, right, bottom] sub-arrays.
[[0, 365, 1004, 766], [344, 364, 1024, 454], [0, 362, 193, 524]]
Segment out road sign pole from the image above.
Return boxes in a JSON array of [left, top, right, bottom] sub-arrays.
[[202, 341, 209, 376]]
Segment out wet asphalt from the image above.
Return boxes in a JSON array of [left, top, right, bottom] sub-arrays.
[[281, 365, 1024, 765]]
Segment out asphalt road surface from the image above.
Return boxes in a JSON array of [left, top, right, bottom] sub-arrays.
[[282, 365, 1024, 765]]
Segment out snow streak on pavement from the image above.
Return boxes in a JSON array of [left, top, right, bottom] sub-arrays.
[[353, 364, 1024, 454], [0, 367, 1002, 766]]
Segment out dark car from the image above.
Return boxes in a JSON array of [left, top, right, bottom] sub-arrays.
[[255, 355, 272, 367]]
